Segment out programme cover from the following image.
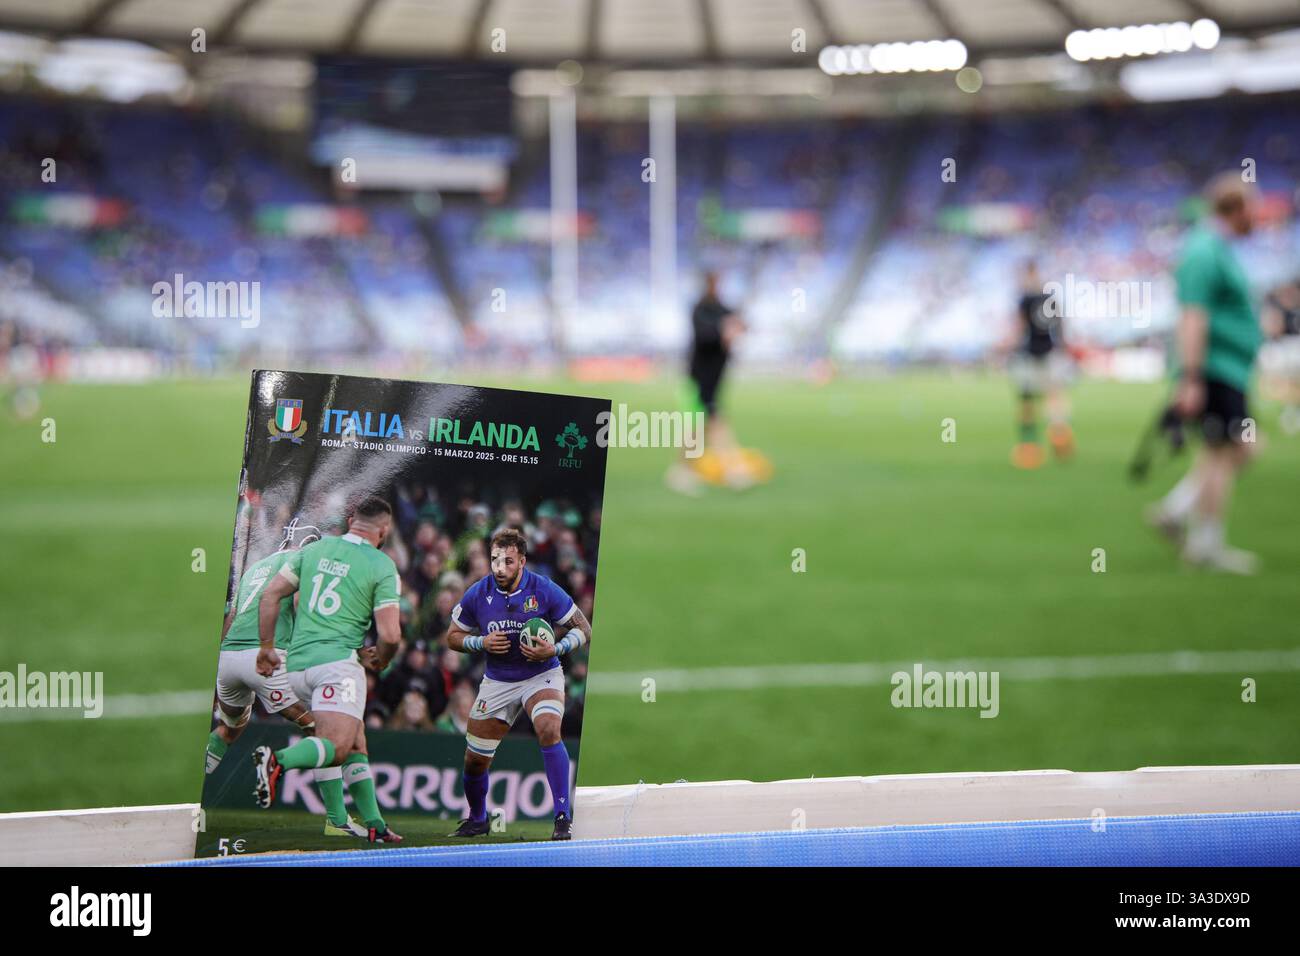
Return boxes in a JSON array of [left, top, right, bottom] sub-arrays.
[[194, 370, 609, 857]]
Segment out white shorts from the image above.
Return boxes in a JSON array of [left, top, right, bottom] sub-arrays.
[[287, 654, 366, 722], [1010, 351, 1071, 396], [216, 647, 298, 715], [1260, 339, 1300, 380], [471, 668, 565, 726]]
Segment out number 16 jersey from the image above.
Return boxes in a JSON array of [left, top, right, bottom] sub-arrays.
[[279, 533, 401, 672]]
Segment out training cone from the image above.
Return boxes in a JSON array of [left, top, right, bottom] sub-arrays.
[[1011, 442, 1046, 469], [1047, 423, 1075, 460]]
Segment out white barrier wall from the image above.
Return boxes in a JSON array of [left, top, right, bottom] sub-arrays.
[[0, 804, 200, 867], [575, 765, 1300, 840], [2, 766, 1297, 865]]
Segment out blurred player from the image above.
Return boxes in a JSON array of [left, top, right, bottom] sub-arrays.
[[1, 320, 43, 421], [443, 528, 591, 841], [251, 497, 405, 842], [1259, 278, 1300, 434], [1147, 174, 1263, 574], [666, 270, 772, 494], [1006, 260, 1074, 468], [206, 521, 373, 838]]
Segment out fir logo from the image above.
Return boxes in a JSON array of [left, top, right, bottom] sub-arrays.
[[523, 595, 539, 613], [269, 399, 308, 444], [555, 421, 588, 468]]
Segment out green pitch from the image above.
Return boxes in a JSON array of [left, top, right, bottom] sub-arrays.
[[2, 372, 1298, 815]]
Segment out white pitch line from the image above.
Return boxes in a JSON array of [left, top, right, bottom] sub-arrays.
[[585, 648, 1300, 694], [1, 649, 1298, 722], [0, 690, 212, 724]]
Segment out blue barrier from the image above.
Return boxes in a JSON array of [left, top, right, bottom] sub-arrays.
[[174, 811, 1300, 866]]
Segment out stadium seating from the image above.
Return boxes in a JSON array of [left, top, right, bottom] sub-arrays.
[[2, 95, 1298, 363]]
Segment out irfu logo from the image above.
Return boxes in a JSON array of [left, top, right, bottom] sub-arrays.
[[555, 422, 588, 468]]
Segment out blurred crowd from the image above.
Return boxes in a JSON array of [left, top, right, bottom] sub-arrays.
[[368, 487, 599, 739], [7, 91, 1295, 370]]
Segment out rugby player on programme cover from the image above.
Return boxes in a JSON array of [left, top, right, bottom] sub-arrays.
[[251, 497, 405, 843], [207, 522, 377, 837], [443, 528, 591, 841], [208, 522, 317, 766]]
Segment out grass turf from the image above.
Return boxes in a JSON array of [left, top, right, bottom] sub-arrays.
[[1, 371, 1297, 813]]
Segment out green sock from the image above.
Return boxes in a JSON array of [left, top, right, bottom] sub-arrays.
[[314, 767, 348, 826], [342, 753, 385, 829], [275, 736, 334, 770], [1019, 419, 1039, 442], [205, 731, 228, 774]]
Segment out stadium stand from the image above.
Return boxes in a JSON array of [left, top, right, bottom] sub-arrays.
[[5, 94, 1298, 367]]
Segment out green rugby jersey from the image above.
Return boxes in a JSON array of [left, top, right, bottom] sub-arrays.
[[1175, 225, 1261, 392], [221, 550, 295, 651], [281, 533, 401, 671]]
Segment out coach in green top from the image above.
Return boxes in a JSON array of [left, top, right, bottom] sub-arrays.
[[1149, 173, 1263, 574]]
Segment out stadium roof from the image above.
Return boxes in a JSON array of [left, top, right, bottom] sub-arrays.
[[0, 0, 1297, 62]]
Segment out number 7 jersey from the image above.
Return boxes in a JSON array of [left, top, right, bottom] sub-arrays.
[[278, 533, 401, 672], [222, 550, 296, 651]]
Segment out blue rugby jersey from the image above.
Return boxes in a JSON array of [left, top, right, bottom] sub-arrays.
[[452, 568, 577, 682]]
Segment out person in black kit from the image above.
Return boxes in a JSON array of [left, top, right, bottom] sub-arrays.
[[1006, 260, 1074, 469], [690, 272, 738, 418], [667, 271, 753, 494], [1261, 278, 1300, 434]]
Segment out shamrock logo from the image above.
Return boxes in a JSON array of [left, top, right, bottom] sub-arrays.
[[555, 422, 589, 459]]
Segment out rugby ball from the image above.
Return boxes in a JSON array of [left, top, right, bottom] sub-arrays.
[[519, 617, 555, 651]]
